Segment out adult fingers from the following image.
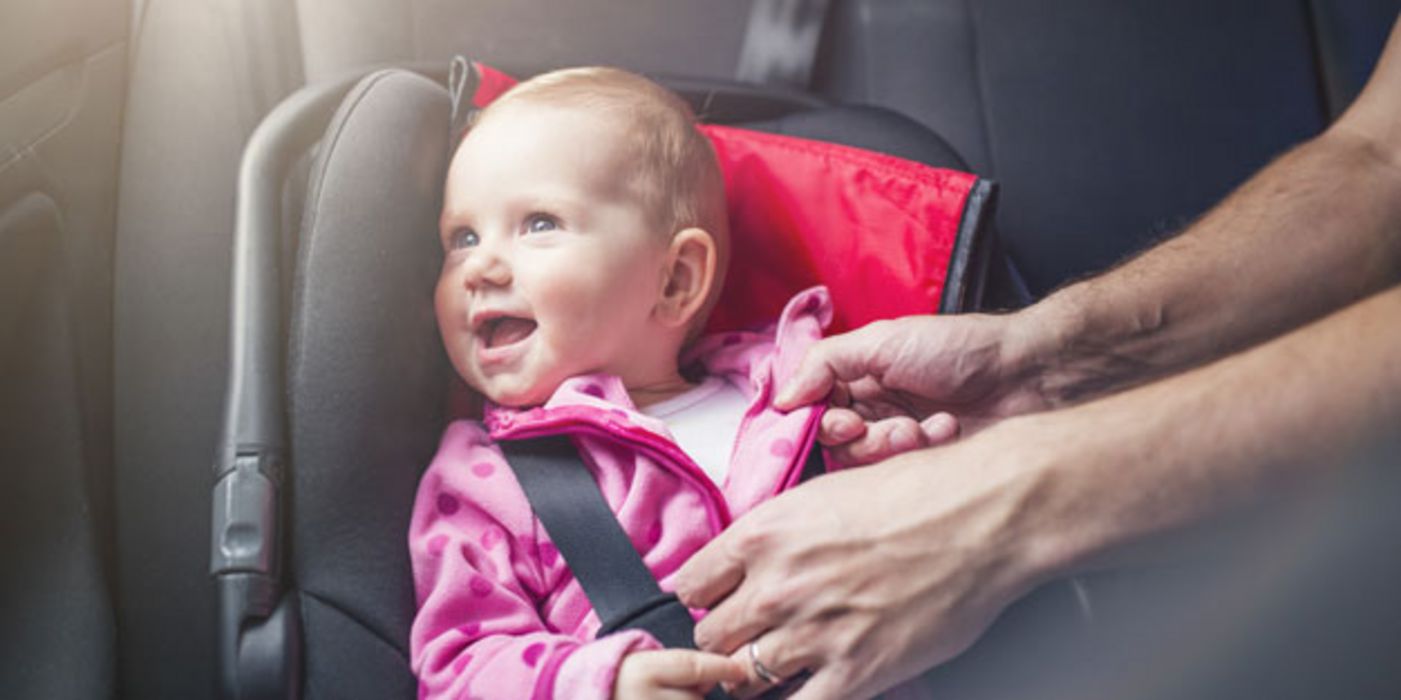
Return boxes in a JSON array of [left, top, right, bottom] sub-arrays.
[[784, 666, 851, 700], [691, 575, 789, 655], [921, 411, 960, 445], [653, 691, 703, 700], [830, 380, 852, 409], [774, 324, 892, 410], [726, 627, 824, 699], [674, 529, 747, 610], [817, 408, 866, 446], [688, 518, 798, 653], [638, 688, 705, 700], [826, 412, 963, 466], [824, 416, 928, 466]]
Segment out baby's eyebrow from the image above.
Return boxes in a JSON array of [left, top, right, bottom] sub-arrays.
[[519, 194, 573, 212], [439, 202, 475, 230]]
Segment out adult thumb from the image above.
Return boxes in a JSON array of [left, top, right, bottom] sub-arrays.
[[775, 328, 885, 410]]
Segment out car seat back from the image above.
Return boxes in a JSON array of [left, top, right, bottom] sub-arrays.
[[815, 0, 1401, 296], [215, 64, 996, 699]]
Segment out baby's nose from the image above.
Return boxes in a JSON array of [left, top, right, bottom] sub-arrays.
[[462, 243, 511, 288]]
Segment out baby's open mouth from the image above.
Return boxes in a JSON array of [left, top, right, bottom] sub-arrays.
[[480, 316, 537, 349]]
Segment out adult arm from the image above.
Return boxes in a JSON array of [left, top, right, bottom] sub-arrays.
[[679, 17, 1401, 700], [681, 281, 1401, 700], [778, 17, 1401, 461], [1021, 12, 1401, 402], [1030, 52, 1401, 404]]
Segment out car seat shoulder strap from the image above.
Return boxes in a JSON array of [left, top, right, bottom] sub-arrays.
[[500, 435, 827, 700], [497, 435, 705, 648]]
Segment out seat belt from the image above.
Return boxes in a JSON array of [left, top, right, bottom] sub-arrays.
[[735, 0, 835, 89], [499, 432, 827, 699]]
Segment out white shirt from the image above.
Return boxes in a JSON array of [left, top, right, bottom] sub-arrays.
[[640, 375, 750, 485]]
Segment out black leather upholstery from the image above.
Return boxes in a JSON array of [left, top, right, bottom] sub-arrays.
[[816, 0, 1399, 296], [1, 196, 116, 700], [286, 70, 452, 699]]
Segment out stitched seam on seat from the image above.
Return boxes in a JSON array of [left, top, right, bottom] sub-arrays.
[[289, 69, 405, 392], [296, 70, 399, 279], [299, 588, 411, 662]]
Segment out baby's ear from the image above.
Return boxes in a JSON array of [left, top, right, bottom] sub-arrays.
[[656, 228, 718, 329]]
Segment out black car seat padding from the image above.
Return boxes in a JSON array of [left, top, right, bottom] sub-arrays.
[[288, 70, 454, 700], [815, 0, 1349, 296], [224, 65, 982, 699]]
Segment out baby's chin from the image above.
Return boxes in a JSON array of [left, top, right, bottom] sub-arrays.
[[476, 379, 557, 409]]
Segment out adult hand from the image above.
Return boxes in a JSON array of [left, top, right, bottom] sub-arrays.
[[675, 426, 1055, 700], [774, 314, 1053, 465]]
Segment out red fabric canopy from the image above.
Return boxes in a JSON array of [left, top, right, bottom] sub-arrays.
[[700, 124, 973, 334]]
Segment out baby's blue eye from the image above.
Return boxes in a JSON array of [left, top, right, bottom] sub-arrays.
[[525, 214, 559, 234], [449, 228, 479, 249]]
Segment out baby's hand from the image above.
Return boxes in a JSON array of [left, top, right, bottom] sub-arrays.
[[613, 649, 747, 699]]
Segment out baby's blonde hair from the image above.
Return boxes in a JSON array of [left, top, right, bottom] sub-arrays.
[[471, 66, 729, 245]]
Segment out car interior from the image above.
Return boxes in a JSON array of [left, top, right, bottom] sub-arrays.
[[3, 1, 1399, 698]]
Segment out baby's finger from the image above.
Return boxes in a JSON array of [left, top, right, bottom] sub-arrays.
[[646, 650, 748, 689]]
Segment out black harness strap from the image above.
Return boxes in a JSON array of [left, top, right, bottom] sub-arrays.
[[498, 435, 699, 646], [500, 433, 827, 699]]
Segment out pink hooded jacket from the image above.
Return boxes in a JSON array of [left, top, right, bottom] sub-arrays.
[[409, 287, 834, 700]]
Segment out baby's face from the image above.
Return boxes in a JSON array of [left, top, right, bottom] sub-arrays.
[[436, 103, 673, 406]]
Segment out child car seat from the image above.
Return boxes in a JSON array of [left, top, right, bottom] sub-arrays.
[[211, 64, 1010, 700]]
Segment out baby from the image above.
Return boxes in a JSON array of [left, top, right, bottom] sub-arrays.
[[409, 66, 833, 699]]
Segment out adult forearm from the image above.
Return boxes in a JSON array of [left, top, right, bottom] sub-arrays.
[[1008, 283, 1401, 580], [1025, 129, 1401, 405], [1007, 19, 1401, 407], [673, 286, 1401, 700]]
